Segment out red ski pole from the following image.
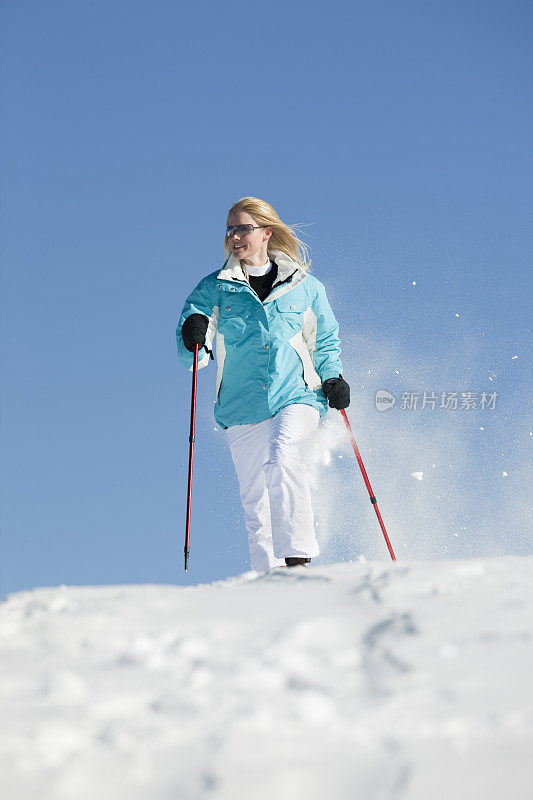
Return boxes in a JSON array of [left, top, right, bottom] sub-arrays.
[[340, 408, 396, 561], [184, 344, 199, 572]]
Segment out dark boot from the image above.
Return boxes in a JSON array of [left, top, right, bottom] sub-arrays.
[[285, 557, 311, 567]]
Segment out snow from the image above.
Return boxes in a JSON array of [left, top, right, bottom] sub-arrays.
[[2, 557, 533, 799]]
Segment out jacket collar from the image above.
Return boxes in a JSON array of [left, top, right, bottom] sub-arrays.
[[217, 250, 308, 298]]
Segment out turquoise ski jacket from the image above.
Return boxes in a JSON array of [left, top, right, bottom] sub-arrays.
[[176, 250, 343, 429]]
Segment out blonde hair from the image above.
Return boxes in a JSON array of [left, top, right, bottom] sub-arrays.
[[224, 197, 311, 270]]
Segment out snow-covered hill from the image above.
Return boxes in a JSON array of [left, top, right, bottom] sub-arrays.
[[1, 557, 532, 800]]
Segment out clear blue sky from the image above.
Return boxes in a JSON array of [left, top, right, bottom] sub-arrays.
[[1, 0, 531, 596]]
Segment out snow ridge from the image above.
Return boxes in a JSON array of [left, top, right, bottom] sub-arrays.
[[1, 557, 532, 799]]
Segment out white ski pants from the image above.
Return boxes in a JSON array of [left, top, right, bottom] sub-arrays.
[[226, 403, 320, 572]]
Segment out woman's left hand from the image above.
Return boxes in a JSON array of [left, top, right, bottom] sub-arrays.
[[322, 376, 350, 409]]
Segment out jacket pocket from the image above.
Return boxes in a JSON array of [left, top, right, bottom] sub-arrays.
[[218, 303, 246, 344], [219, 316, 246, 344], [274, 296, 309, 334], [217, 296, 252, 345]]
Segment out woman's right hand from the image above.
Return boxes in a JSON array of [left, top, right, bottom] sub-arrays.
[[181, 314, 209, 352]]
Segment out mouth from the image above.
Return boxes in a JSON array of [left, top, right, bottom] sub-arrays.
[[233, 244, 245, 252]]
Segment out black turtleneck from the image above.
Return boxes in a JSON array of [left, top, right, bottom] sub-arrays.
[[248, 262, 278, 302]]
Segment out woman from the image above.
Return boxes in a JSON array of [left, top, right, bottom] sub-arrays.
[[176, 197, 350, 571]]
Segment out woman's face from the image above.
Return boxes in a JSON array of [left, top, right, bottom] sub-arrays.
[[227, 210, 272, 263]]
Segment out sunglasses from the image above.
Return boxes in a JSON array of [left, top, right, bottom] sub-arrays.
[[226, 224, 268, 238]]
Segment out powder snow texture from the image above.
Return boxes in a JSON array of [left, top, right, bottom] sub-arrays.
[[1, 558, 533, 800]]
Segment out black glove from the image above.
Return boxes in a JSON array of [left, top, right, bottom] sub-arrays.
[[181, 313, 209, 352], [322, 375, 350, 409]]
